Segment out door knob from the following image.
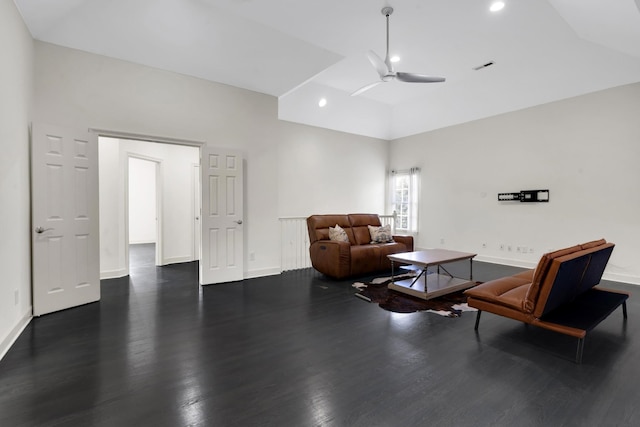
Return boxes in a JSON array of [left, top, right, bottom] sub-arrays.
[[35, 227, 54, 234], [235, 220, 243, 225]]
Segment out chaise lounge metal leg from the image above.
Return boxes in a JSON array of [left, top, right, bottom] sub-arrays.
[[474, 310, 482, 331], [622, 301, 627, 319], [576, 337, 584, 364]]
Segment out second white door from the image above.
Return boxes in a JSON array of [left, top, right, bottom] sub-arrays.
[[200, 147, 244, 285]]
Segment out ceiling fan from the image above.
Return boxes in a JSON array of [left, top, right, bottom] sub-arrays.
[[351, 7, 445, 96]]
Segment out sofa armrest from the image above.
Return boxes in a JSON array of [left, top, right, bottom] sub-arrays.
[[309, 240, 351, 279], [392, 235, 414, 252]]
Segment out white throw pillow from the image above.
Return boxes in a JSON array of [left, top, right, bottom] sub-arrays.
[[368, 224, 394, 244], [329, 224, 349, 242]]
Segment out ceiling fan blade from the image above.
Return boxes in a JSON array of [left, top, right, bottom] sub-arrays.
[[351, 81, 383, 97], [367, 50, 389, 79], [395, 72, 446, 83]]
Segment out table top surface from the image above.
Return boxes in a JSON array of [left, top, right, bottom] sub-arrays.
[[387, 249, 477, 267]]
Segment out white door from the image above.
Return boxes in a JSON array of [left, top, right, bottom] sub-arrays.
[[200, 147, 243, 285], [31, 124, 100, 316]]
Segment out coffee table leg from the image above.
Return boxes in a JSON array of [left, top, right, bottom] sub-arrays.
[[470, 258, 473, 281]]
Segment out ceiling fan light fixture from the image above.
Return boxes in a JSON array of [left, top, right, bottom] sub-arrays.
[[490, 1, 505, 12], [390, 56, 400, 63], [318, 98, 327, 107]]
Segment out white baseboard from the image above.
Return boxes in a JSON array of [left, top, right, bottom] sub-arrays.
[[0, 309, 32, 362], [603, 272, 640, 286], [162, 256, 193, 265], [245, 267, 281, 279], [474, 255, 537, 270], [100, 268, 128, 280]]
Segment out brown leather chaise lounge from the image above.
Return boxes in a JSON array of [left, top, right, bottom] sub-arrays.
[[307, 214, 413, 279], [464, 239, 629, 363]]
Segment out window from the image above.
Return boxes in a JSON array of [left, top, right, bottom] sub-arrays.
[[389, 168, 420, 233]]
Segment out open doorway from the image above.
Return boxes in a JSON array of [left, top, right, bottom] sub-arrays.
[[98, 136, 200, 279], [128, 156, 160, 275]]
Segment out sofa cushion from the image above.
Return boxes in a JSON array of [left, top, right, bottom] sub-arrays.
[[348, 214, 382, 245], [524, 244, 583, 313], [533, 244, 583, 284], [350, 244, 381, 276], [512, 270, 533, 281], [580, 238, 607, 249], [307, 215, 355, 244], [533, 242, 612, 318], [368, 224, 394, 243], [328, 224, 349, 242], [535, 255, 589, 317], [465, 276, 531, 311]]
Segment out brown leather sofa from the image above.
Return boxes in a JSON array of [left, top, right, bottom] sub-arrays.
[[464, 239, 629, 363], [307, 214, 413, 279]]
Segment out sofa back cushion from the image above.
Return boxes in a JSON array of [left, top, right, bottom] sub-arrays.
[[576, 242, 614, 295], [580, 238, 607, 250], [533, 241, 614, 318], [524, 244, 582, 312], [348, 214, 382, 245], [306, 215, 355, 245]]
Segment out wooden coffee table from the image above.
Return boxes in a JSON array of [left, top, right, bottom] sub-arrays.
[[387, 249, 477, 300]]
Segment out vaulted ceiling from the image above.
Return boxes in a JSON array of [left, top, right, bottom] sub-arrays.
[[15, 0, 640, 139]]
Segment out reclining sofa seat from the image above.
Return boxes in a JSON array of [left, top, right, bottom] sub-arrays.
[[307, 214, 414, 279], [464, 239, 629, 363]]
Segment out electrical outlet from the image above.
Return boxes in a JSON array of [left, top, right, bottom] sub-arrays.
[[499, 244, 505, 251], [482, 243, 487, 249], [507, 245, 512, 252], [249, 252, 255, 261], [440, 238, 445, 244]]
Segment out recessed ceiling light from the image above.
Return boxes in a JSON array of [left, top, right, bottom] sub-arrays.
[[490, 1, 505, 12], [390, 56, 400, 63], [318, 98, 327, 107]]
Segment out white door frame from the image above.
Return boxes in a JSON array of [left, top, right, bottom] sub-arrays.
[[192, 163, 201, 262], [125, 153, 163, 271], [93, 130, 245, 284], [94, 129, 206, 280]]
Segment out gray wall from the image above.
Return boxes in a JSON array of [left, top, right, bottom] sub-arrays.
[[0, 0, 34, 358], [33, 42, 389, 279], [390, 83, 640, 284]]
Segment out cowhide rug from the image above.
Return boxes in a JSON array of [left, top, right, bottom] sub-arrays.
[[353, 273, 478, 317]]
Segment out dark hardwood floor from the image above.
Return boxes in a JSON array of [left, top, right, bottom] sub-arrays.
[[1, 244, 638, 426]]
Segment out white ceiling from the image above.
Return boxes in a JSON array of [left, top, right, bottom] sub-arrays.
[[14, 0, 640, 140]]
